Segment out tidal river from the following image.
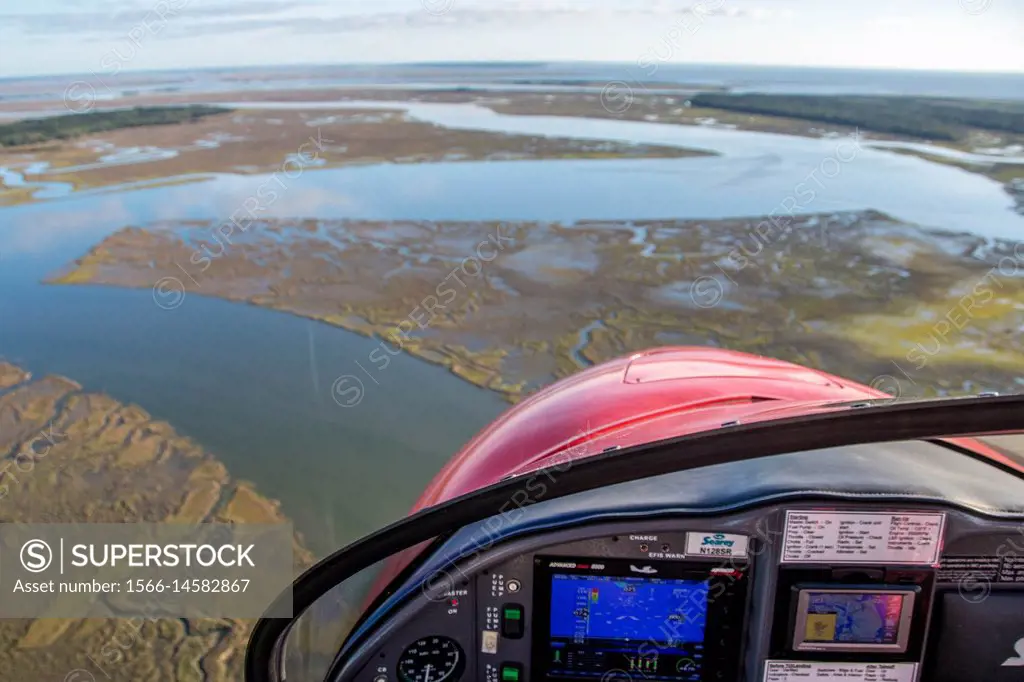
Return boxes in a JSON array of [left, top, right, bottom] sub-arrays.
[[1, 101, 1021, 554]]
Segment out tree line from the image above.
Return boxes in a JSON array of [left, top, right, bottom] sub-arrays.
[[688, 93, 1024, 141], [0, 106, 232, 147]]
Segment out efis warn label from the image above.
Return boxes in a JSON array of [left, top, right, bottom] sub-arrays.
[[685, 532, 749, 558]]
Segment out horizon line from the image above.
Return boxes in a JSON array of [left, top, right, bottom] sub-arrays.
[[3, 59, 1024, 82]]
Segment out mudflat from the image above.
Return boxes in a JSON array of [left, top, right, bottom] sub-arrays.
[[0, 105, 710, 203], [0, 364, 318, 681], [49, 213, 1024, 400]]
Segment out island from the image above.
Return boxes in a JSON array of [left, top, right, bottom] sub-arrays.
[[48, 212, 1024, 402], [0, 104, 712, 204], [84, 86, 1022, 142]]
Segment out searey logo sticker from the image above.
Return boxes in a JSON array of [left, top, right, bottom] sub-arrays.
[[684, 532, 749, 558], [702, 533, 735, 547]]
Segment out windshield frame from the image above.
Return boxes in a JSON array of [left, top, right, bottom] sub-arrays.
[[245, 394, 1024, 682]]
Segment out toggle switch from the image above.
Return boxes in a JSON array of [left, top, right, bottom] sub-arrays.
[[500, 662, 523, 682], [501, 603, 524, 639]]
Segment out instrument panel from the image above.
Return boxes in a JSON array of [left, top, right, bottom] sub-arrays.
[[531, 553, 747, 681], [337, 503, 1024, 682]]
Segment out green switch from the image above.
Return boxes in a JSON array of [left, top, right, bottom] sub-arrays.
[[500, 663, 522, 681], [501, 603, 525, 638]]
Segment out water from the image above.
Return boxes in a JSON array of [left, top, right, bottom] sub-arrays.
[[570, 321, 607, 368], [0, 163, 74, 199], [1, 97, 1022, 553], [5, 63, 1024, 102], [13, 100, 1023, 239], [0, 249, 507, 555], [11, 152, 1020, 238], [0, 134, 248, 200]]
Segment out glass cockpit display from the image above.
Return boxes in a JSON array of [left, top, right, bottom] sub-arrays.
[[533, 557, 749, 681], [792, 587, 917, 653], [549, 573, 708, 643]]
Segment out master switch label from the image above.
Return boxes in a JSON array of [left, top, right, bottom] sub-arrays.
[[764, 661, 918, 682], [782, 511, 944, 565]]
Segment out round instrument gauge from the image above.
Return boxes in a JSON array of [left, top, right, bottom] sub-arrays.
[[396, 636, 465, 682]]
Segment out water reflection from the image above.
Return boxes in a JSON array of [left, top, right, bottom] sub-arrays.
[[7, 100, 1021, 239]]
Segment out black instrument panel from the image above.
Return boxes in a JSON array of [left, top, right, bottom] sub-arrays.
[[337, 504, 1024, 682]]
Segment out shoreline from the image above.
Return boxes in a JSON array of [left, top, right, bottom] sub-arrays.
[[0, 105, 713, 204]]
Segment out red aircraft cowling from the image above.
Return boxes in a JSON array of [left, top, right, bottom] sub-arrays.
[[365, 347, 1012, 605], [415, 346, 882, 506]]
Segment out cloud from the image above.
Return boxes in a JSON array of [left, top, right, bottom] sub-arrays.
[[272, 3, 791, 34], [3, 0, 788, 41], [0, 0, 297, 36]]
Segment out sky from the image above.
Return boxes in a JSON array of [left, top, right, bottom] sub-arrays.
[[0, 0, 1021, 78]]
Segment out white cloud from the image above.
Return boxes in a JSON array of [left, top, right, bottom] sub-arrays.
[[0, 0, 1020, 77]]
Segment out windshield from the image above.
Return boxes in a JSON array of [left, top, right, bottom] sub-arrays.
[[273, 411, 1024, 682], [1, 1, 1022, 681]]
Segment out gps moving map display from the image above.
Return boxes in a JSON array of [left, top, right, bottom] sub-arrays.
[[532, 557, 750, 681], [792, 587, 917, 653]]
